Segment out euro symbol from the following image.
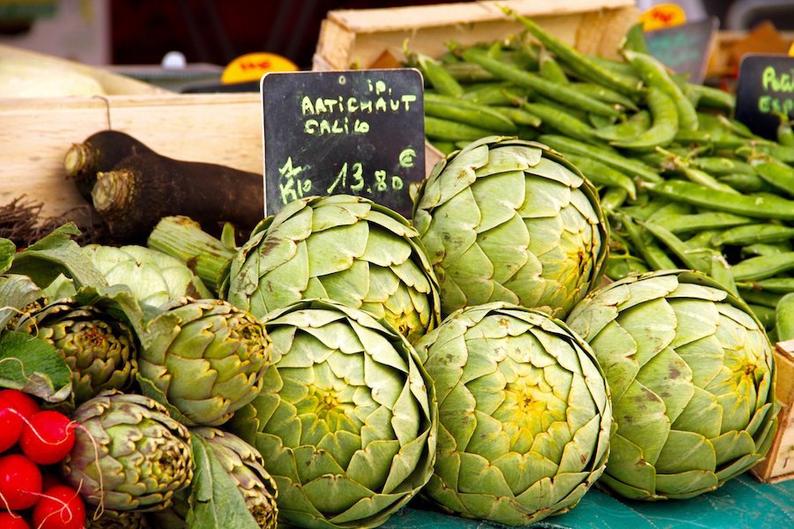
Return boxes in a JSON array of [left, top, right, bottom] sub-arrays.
[[398, 148, 416, 169]]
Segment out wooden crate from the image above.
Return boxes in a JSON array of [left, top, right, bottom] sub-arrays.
[[313, 0, 639, 71], [752, 343, 794, 483]]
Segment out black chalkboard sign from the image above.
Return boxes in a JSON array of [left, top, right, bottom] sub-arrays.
[[735, 54, 794, 140], [261, 69, 425, 217], [646, 17, 718, 84]]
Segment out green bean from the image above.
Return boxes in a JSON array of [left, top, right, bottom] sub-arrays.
[[776, 113, 794, 147], [507, 8, 643, 96], [605, 254, 649, 280], [623, 50, 698, 131], [645, 180, 794, 220], [522, 102, 598, 142], [775, 292, 794, 341], [748, 304, 776, 330], [679, 167, 739, 194], [539, 134, 662, 183], [674, 130, 745, 149], [612, 88, 677, 150], [491, 106, 542, 127], [622, 22, 649, 54], [565, 154, 637, 199], [438, 51, 461, 64], [454, 141, 471, 149], [462, 49, 621, 117], [686, 230, 719, 249], [732, 252, 794, 280], [425, 116, 494, 141], [740, 289, 783, 308], [589, 114, 617, 129], [755, 160, 794, 197], [590, 55, 640, 78], [443, 62, 496, 82], [753, 142, 794, 163], [710, 253, 738, 295], [692, 157, 755, 176], [431, 141, 456, 155], [424, 93, 517, 133], [644, 222, 711, 272], [621, 199, 670, 221], [574, 83, 639, 111], [741, 243, 791, 258], [461, 83, 528, 106], [718, 115, 758, 139], [601, 187, 629, 210], [595, 111, 650, 142], [663, 212, 753, 234], [620, 215, 677, 270], [717, 173, 771, 193], [738, 278, 794, 293], [647, 201, 691, 223], [516, 127, 539, 141], [486, 41, 503, 59], [689, 84, 735, 111], [532, 95, 588, 122], [538, 48, 569, 84], [415, 53, 464, 97], [712, 224, 794, 247]]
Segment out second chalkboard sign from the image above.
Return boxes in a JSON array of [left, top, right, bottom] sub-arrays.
[[735, 54, 794, 140], [262, 69, 425, 217], [646, 17, 718, 84]]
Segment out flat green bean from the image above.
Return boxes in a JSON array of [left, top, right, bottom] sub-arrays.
[[491, 106, 542, 127], [589, 114, 617, 129], [416, 53, 464, 97], [539, 134, 662, 183], [686, 230, 719, 249], [645, 180, 794, 220], [713, 224, 794, 246], [777, 113, 794, 147], [605, 254, 649, 279], [738, 278, 794, 293], [424, 93, 517, 133], [522, 102, 597, 142], [612, 88, 678, 150], [775, 292, 794, 341], [755, 159, 794, 197], [741, 243, 791, 257], [565, 154, 637, 199], [674, 130, 745, 149], [461, 83, 528, 106], [431, 141, 456, 155], [620, 215, 676, 270], [595, 111, 650, 142], [644, 222, 711, 272], [443, 62, 495, 82], [463, 49, 621, 117], [692, 157, 755, 176], [623, 50, 698, 131], [538, 48, 569, 84], [574, 83, 639, 111], [710, 253, 738, 295], [689, 84, 735, 111], [622, 22, 649, 54], [663, 212, 753, 234], [601, 187, 628, 210], [425, 116, 494, 141], [732, 252, 794, 281], [748, 303, 776, 330], [679, 167, 739, 194], [717, 173, 771, 193], [739, 288, 783, 308]]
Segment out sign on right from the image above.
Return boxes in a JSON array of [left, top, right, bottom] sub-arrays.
[[735, 54, 794, 140]]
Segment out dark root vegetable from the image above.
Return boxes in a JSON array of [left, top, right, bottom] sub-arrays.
[[64, 130, 151, 202], [91, 151, 264, 241], [0, 454, 42, 510]]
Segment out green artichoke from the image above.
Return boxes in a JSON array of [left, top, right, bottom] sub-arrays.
[[139, 298, 271, 426], [413, 136, 607, 318], [230, 299, 437, 529], [566, 270, 778, 500], [14, 290, 140, 403], [414, 302, 611, 526], [87, 510, 148, 529], [63, 390, 193, 512]]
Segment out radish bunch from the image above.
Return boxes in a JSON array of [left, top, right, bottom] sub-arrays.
[[0, 389, 85, 529]]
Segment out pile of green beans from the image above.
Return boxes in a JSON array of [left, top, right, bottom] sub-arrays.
[[410, 13, 794, 342]]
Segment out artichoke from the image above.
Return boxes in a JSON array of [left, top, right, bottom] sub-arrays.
[[230, 299, 437, 529], [566, 270, 778, 500], [413, 136, 607, 318], [88, 510, 148, 529], [139, 299, 271, 426], [414, 302, 611, 526], [14, 289, 140, 403], [63, 390, 193, 512]]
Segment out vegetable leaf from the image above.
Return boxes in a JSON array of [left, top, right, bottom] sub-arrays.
[[187, 436, 260, 529], [0, 331, 72, 402], [0, 274, 43, 329], [0, 238, 14, 274]]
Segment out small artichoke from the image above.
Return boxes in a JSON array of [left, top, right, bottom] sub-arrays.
[[413, 136, 607, 318], [15, 290, 139, 403], [414, 303, 611, 526], [230, 299, 437, 529], [226, 195, 440, 343], [87, 510, 148, 529], [139, 299, 271, 426], [63, 390, 193, 512], [566, 270, 778, 500]]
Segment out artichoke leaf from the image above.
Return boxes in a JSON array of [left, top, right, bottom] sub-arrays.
[[0, 238, 14, 274], [0, 331, 71, 402]]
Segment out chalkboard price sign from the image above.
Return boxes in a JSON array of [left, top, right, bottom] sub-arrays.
[[735, 54, 794, 140], [261, 69, 425, 216], [646, 17, 718, 84]]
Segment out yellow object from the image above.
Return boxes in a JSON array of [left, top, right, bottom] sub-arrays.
[[640, 3, 687, 31], [789, 42, 794, 56], [221, 52, 298, 84]]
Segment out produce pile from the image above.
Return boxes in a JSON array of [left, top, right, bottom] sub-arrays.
[[0, 11, 783, 529]]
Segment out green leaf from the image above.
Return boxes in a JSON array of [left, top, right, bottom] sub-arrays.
[[9, 224, 107, 289], [0, 331, 72, 402], [0, 238, 15, 274], [186, 436, 260, 529], [0, 274, 43, 329], [136, 373, 193, 425]]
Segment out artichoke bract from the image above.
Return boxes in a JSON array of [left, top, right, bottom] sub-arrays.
[[226, 195, 440, 343], [140, 299, 271, 426], [414, 303, 611, 526], [87, 510, 148, 529], [15, 288, 141, 403], [230, 299, 437, 529], [63, 390, 193, 512], [566, 270, 778, 500], [413, 136, 607, 318]]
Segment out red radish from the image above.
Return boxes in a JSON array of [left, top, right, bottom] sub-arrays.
[[0, 513, 30, 529], [0, 454, 42, 510], [0, 401, 23, 452], [0, 390, 39, 420], [32, 484, 85, 529], [19, 411, 75, 465]]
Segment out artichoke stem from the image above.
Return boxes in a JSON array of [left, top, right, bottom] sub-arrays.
[[147, 216, 235, 294]]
